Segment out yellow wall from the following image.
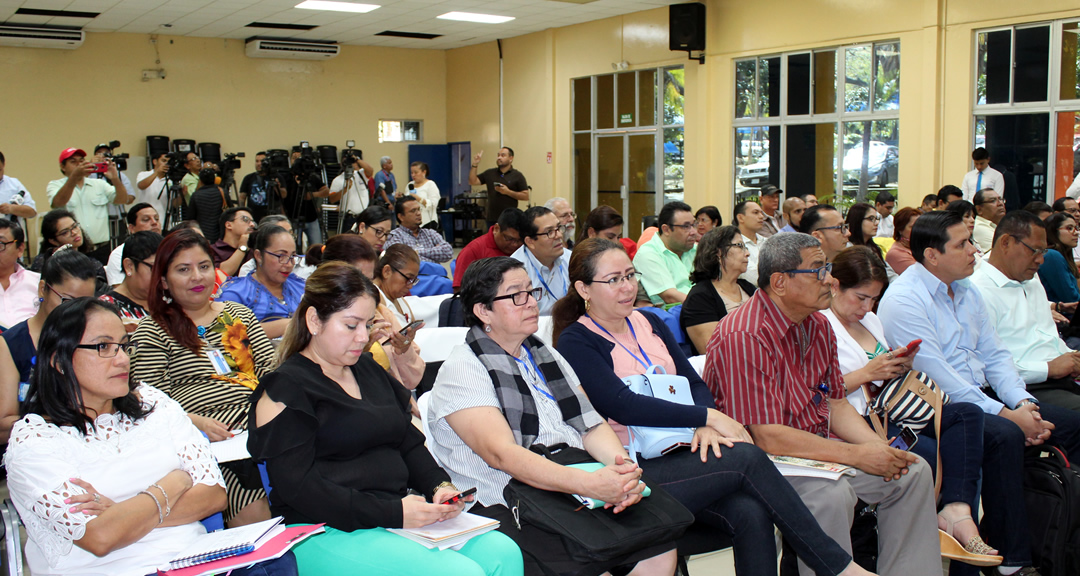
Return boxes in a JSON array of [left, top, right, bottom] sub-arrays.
[[0, 32, 447, 245]]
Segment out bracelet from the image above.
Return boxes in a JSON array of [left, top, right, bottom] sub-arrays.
[[139, 490, 164, 525], [471, 165, 479, 169], [1018, 399, 1037, 408], [430, 481, 457, 502], [150, 483, 172, 518]]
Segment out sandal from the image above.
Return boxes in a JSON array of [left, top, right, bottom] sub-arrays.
[[937, 513, 1002, 567]]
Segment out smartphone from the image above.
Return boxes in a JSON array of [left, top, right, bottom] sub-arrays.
[[893, 339, 922, 358], [399, 320, 423, 335], [445, 487, 477, 504], [889, 426, 919, 451], [91, 162, 109, 174], [661, 442, 693, 456]]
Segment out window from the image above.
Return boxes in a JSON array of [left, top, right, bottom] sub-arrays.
[[733, 41, 900, 207], [378, 120, 422, 143], [973, 20, 1080, 202]]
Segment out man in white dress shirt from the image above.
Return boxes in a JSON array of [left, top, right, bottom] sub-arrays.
[[734, 200, 766, 285], [960, 147, 1004, 202]]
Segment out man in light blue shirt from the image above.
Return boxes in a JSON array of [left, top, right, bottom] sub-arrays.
[[511, 206, 569, 315], [879, 211, 1080, 452], [969, 210, 1080, 410]]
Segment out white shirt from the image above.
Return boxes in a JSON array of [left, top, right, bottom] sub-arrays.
[[822, 308, 889, 415], [0, 175, 35, 213], [511, 244, 571, 315], [4, 385, 225, 576], [410, 180, 441, 226], [960, 166, 1004, 202], [1067, 173, 1080, 200], [134, 170, 168, 218], [106, 243, 125, 286], [876, 214, 894, 238], [329, 170, 368, 216], [972, 216, 997, 254], [739, 233, 763, 286]]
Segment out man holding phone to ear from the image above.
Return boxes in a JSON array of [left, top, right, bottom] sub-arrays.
[[470, 147, 529, 228]]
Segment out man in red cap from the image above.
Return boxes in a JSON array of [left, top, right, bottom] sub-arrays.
[[47, 148, 132, 259]]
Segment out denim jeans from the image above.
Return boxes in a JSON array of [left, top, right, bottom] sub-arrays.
[[296, 218, 321, 249], [640, 442, 852, 576]]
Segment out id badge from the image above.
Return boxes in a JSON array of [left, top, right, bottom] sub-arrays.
[[206, 348, 230, 375]]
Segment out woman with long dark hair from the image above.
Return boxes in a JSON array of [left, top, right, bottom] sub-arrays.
[[248, 262, 521, 575], [5, 298, 295, 576], [885, 207, 922, 275], [352, 205, 394, 252], [131, 228, 275, 527], [219, 224, 305, 339], [31, 209, 107, 289], [844, 203, 886, 263], [1040, 212, 1080, 305]]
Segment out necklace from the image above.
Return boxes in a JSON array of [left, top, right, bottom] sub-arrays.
[[253, 274, 286, 305]]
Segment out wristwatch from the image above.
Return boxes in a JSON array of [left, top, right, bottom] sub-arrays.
[[1017, 399, 1037, 408], [238, 245, 248, 253]]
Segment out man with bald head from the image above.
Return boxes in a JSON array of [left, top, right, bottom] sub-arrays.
[[779, 197, 805, 233]]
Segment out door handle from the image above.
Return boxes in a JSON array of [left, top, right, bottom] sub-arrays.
[[620, 185, 628, 200]]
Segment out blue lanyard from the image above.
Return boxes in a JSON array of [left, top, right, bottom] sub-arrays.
[[529, 258, 566, 301], [586, 314, 652, 370], [514, 346, 555, 402]]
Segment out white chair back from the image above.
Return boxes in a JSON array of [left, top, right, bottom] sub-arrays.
[[414, 327, 469, 363], [688, 354, 706, 377]]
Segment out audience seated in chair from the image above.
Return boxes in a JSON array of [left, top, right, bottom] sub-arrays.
[[453, 208, 525, 292], [680, 226, 756, 356], [633, 201, 699, 309], [218, 224, 305, 339], [510, 206, 571, 315]]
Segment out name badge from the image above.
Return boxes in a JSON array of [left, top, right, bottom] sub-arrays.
[[206, 348, 230, 375]]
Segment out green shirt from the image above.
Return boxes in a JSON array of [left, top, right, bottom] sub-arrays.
[[632, 233, 696, 308], [46, 177, 116, 246], [181, 172, 200, 204]]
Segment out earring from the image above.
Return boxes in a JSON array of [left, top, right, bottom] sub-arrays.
[[58, 367, 65, 375], [584, 299, 591, 312], [162, 293, 173, 304], [126, 272, 132, 277], [38, 297, 44, 303], [484, 325, 492, 333]]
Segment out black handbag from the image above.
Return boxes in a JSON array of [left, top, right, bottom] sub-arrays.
[[502, 443, 694, 564]]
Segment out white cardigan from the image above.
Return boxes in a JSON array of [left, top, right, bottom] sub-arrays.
[[822, 308, 889, 415]]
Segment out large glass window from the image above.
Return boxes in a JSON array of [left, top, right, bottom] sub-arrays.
[[733, 41, 900, 205], [973, 20, 1080, 201]]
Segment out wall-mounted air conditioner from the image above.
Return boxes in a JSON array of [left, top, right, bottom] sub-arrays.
[[0, 25, 84, 49], [245, 38, 339, 60]]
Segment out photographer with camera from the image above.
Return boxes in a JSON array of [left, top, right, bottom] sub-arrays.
[[92, 143, 136, 239], [135, 152, 170, 218], [179, 151, 203, 208], [285, 146, 330, 248], [239, 152, 287, 224], [329, 150, 374, 233], [48, 147, 132, 262], [189, 166, 232, 243], [0, 151, 37, 221]]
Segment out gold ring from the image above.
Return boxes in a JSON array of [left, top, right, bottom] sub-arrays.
[[886, 352, 894, 360]]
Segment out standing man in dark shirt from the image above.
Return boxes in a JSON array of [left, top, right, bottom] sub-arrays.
[[239, 152, 286, 224], [469, 147, 529, 227], [189, 167, 230, 242]]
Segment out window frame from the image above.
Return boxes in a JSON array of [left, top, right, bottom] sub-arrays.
[[378, 119, 424, 144]]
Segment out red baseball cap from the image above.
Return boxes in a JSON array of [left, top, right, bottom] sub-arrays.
[[58, 148, 87, 163]]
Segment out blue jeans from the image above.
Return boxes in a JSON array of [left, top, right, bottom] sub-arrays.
[[296, 218, 321, 249], [640, 442, 852, 576]]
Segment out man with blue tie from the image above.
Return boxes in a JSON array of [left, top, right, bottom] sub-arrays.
[[961, 147, 1004, 203]]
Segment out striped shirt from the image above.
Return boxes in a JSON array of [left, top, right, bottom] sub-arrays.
[[703, 290, 845, 437], [383, 226, 453, 263]]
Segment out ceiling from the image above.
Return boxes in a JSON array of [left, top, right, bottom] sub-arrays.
[[0, 0, 682, 50]]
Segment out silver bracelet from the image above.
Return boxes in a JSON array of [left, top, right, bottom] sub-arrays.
[[150, 483, 171, 518], [138, 490, 164, 524]]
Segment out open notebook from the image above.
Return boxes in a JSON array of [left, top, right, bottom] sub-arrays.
[[161, 517, 283, 570]]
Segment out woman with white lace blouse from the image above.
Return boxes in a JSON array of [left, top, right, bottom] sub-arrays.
[[3, 298, 297, 576]]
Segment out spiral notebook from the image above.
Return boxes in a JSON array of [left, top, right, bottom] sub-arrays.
[[163, 517, 284, 570]]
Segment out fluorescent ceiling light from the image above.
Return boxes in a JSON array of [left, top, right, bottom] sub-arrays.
[[437, 11, 514, 24], [295, 1, 380, 13]]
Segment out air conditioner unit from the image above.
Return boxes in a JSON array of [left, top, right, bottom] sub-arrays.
[[245, 39, 339, 60], [0, 25, 84, 49]]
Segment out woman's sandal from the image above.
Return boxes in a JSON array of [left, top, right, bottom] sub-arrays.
[[938, 514, 1003, 567]]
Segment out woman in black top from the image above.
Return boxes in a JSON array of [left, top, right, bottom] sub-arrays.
[[680, 226, 756, 355], [100, 231, 162, 329], [247, 262, 522, 576]]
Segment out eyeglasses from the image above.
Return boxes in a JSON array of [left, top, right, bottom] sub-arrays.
[[133, 259, 154, 271], [75, 341, 137, 358], [591, 272, 642, 288], [816, 224, 849, 234], [0, 238, 17, 252], [782, 262, 834, 282], [492, 287, 544, 306], [369, 226, 390, 239], [669, 222, 696, 231], [978, 197, 1003, 205], [262, 249, 301, 265], [56, 222, 80, 238], [533, 227, 563, 240], [722, 242, 747, 251], [233, 215, 254, 224], [1016, 238, 1049, 257], [47, 284, 76, 304], [391, 265, 419, 287], [863, 215, 881, 223]]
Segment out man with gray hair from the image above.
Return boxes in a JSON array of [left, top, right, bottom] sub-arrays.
[[544, 197, 576, 249], [373, 156, 396, 209], [703, 232, 940, 576]]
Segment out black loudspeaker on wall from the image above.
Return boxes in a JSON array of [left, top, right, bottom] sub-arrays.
[[669, 3, 706, 52]]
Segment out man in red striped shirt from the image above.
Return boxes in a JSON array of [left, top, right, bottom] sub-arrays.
[[703, 232, 940, 576]]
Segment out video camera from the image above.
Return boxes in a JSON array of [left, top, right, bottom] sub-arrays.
[[290, 141, 322, 178], [166, 151, 192, 183], [97, 140, 129, 171], [221, 152, 245, 172], [341, 140, 362, 167]]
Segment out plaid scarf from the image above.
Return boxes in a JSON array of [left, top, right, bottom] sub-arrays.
[[466, 325, 590, 448]]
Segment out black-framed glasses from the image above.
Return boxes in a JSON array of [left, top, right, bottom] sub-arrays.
[[262, 249, 301, 265], [0, 238, 17, 252], [863, 215, 881, 223], [56, 222, 80, 238], [1016, 238, 1049, 257], [47, 284, 76, 304], [782, 262, 833, 282], [74, 341, 137, 358], [532, 227, 563, 240], [391, 265, 419, 287], [492, 287, 544, 306], [977, 196, 1003, 205], [816, 223, 849, 234], [133, 259, 154, 271], [591, 272, 642, 288], [669, 222, 696, 231], [370, 226, 390, 239]]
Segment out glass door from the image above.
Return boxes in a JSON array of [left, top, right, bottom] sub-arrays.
[[594, 132, 658, 241]]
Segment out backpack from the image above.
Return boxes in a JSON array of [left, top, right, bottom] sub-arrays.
[[1024, 445, 1080, 576]]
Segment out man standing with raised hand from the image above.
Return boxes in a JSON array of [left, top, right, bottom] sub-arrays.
[[470, 147, 529, 227]]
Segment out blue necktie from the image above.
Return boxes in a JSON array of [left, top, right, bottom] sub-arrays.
[[976, 171, 983, 194]]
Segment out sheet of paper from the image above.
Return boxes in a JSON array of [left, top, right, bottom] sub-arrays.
[[210, 430, 250, 463]]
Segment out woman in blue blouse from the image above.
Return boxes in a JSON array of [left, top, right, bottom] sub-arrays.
[[1039, 213, 1080, 306], [219, 224, 305, 338]]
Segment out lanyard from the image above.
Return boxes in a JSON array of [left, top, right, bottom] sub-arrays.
[[586, 314, 652, 370], [514, 346, 555, 402], [529, 257, 567, 301]]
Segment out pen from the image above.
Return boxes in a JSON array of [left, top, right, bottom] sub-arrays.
[[285, 530, 310, 545]]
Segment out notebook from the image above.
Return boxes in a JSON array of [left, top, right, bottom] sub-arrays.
[[158, 523, 325, 576], [209, 430, 250, 463], [162, 517, 283, 570], [387, 512, 500, 550]]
